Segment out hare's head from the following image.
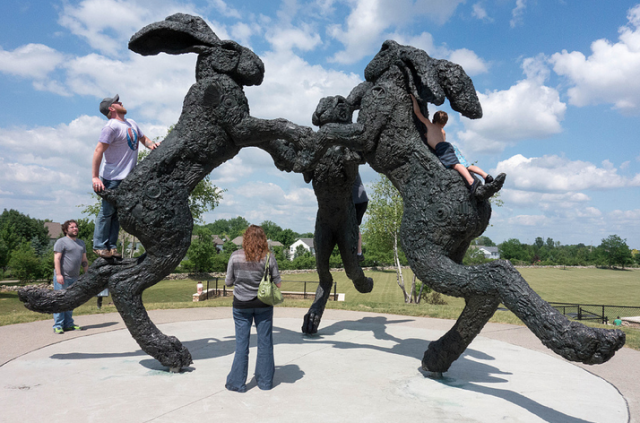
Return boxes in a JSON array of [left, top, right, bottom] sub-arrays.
[[129, 13, 264, 86], [364, 40, 482, 119], [312, 95, 353, 127]]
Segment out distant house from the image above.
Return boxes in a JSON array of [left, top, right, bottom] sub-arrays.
[[289, 238, 315, 260], [190, 234, 226, 252], [475, 246, 500, 259], [268, 240, 283, 249], [212, 235, 225, 252], [44, 222, 63, 244], [231, 236, 244, 247]]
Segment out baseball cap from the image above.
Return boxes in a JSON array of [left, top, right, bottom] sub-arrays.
[[99, 94, 120, 118]]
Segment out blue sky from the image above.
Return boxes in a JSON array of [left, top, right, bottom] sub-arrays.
[[1, 0, 639, 248]]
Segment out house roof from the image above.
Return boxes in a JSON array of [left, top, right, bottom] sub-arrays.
[[231, 236, 244, 246], [477, 246, 499, 253], [295, 238, 315, 248], [268, 240, 283, 247], [44, 222, 63, 239], [212, 235, 224, 245]]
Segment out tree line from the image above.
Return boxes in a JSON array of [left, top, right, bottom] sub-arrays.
[[2, 200, 637, 283]]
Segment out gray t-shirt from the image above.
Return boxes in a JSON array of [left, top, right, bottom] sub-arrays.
[[53, 237, 86, 278], [225, 250, 281, 301]]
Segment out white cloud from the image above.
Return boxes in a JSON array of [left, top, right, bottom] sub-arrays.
[[502, 189, 590, 209], [328, 0, 465, 64], [230, 22, 260, 46], [508, 214, 546, 226], [0, 44, 66, 80], [64, 52, 196, 126], [472, 3, 492, 22], [210, 0, 242, 19], [456, 60, 565, 155], [57, 0, 153, 57], [447, 48, 489, 75], [550, 4, 640, 112], [266, 24, 322, 52], [510, 0, 527, 28], [248, 50, 363, 126], [495, 154, 640, 192]]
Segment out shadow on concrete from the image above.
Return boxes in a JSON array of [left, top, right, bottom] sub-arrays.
[[80, 321, 120, 330], [46, 315, 593, 420], [430, 371, 596, 423]]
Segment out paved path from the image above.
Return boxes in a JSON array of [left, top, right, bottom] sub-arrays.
[[0, 308, 636, 423]]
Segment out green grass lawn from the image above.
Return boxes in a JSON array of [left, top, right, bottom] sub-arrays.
[[2, 267, 638, 350]]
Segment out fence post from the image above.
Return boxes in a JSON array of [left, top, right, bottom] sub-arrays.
[[206, 279, 210, 300], [304, 281, 307, 300], [602, 305, 605, 324], [333, 282, 337, 301]]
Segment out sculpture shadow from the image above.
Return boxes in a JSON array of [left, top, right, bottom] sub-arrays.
[[430, 373, 596, 423], [80, 321, 120, 330]]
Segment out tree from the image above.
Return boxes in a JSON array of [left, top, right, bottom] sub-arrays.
[[0, 209, 49, 252], [276, 228, 297, 248], [598, 235, 632, 269], [362, 175, 413, 303], [260, 220, 283, 241], [499, 238, 525, 262], [463, 246, 489, 265], [8, 243, 41, 282], [183, 227, 217, 273], [471, 236, 495, 246]]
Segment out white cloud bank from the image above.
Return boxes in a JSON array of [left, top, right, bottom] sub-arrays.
[[550, 4, 640, 113], [456, 56, 566, 155]]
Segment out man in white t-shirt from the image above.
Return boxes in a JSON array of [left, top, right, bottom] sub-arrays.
[[92, 94, 157, 258]]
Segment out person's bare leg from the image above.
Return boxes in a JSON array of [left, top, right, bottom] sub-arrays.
[[468, 165, 487, 179], [453, 164, 474, 185]]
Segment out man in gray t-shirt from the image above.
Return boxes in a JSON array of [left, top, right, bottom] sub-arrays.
[[52, 220, 88, 334]]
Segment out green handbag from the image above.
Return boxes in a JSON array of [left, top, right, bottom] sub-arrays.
[[257, 252, 284, 306]]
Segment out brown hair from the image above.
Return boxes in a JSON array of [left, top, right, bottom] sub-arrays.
[[242, 225, 269, 262], [61, 220, 78, 236], [433, 111, 448, 126]]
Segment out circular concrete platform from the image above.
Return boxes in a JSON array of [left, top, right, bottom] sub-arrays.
[[0, 314, 628, 423]]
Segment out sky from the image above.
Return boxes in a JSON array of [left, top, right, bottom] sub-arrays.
[[1, 0, 639, 248]]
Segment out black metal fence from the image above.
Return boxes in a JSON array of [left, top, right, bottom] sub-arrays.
[[549, 302, 640, 325], [202, 278, 337, 301]]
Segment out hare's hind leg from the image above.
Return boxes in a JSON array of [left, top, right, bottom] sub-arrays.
[[109, 257, 193, 371], [422, 295, 500, 373]]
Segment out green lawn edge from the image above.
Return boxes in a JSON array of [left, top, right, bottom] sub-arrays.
[[1, 267, 638, 351]]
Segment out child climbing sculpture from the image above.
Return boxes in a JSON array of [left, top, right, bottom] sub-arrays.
[[410, 94, 493, 194]]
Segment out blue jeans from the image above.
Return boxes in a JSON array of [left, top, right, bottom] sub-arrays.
[[53, 272, 78, 330], [93, 178, 122, 250], [226, 307, 275, 392]]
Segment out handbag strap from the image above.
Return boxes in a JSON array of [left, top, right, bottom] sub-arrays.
[[262, 252, 271, 281]]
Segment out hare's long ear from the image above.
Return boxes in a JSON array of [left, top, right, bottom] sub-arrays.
[[397, 44, 482, 120], [434, 59, 482, 119], [129, 13, 220, 56]]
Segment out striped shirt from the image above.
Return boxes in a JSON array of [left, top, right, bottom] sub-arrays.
[[225, 250, 281, 302]]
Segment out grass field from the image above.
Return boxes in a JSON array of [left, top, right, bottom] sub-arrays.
[[1, 267, 638, 350]]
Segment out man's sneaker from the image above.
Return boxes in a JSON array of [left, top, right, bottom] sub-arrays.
[[53, 327, 64, 334], [357, 253, 365, 262], [484, 174, 494, 184], [93, 249, 113, 258], [110, 248, 122, 258], [63, 325, 82, 331]]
